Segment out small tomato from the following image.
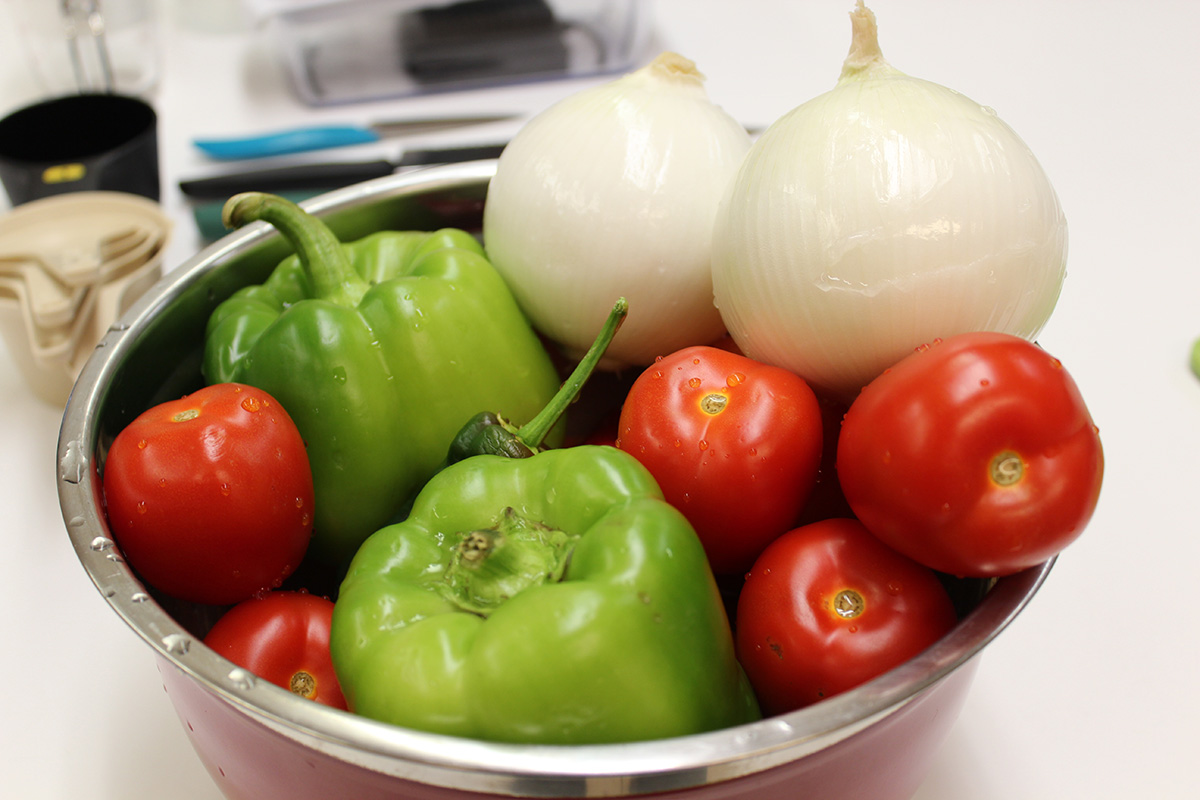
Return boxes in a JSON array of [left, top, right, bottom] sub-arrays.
[[736, 518, 958, 715], [205, 591, 347, 709], [836, 332, 1104, 577], [102, 382, 314, 605], [617, 346, 823, 575]]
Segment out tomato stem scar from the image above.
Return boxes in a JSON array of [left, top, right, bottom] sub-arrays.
[[290, 670, 317, 698], [832, 589, 865, 619], [700, 393, 728, 415], [990, 451, 1024, 486]]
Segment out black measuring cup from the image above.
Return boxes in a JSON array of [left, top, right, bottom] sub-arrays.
[[0, 93, 159, 206]]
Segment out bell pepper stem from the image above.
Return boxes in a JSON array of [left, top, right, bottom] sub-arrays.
[[222, 192, 369, 307], [516, 297, 628, 449], [441, 508, 578, 616]]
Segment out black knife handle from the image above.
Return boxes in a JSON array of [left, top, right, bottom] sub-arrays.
[[396, 143, 507, 167], [179, 160, 398, 199]]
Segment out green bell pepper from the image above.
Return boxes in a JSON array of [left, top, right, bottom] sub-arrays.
[[330, 445, 761, 744], [202, 193, 562, 567]]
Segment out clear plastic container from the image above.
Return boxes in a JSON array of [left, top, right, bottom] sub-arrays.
[[246, 0, 655, 105]]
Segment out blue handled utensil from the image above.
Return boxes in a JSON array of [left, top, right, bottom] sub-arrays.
[[193, 114, 520, 160]]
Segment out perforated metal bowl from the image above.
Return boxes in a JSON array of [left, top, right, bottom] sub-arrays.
[[57, 160, 1052, 800]]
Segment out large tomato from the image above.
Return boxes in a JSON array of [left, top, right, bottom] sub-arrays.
[[736, 518, 958, 715], [836, 332, 1104, 577], [103, 383, 314, 605], [616, 345, 823, 575], [205, 591, 347, 709]]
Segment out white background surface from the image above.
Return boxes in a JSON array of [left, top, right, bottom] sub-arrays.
[[1, 1, 1197, 797]]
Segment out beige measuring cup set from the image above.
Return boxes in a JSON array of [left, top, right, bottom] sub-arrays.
[[0, 192, 170, 405]]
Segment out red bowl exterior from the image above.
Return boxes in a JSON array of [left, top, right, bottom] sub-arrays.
[[159, 655, 978, 800]]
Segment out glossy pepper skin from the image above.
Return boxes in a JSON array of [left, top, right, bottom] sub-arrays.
[[330, 445, 761, 744], [202, 193, 561, 568]]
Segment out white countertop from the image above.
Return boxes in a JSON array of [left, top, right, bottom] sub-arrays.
[[2, 1, 1197, 797]]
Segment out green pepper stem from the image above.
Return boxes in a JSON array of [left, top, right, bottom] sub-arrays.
[[516, 298, 628, 449], [222, 192, 369, 307], [441, 508, 578, 616]]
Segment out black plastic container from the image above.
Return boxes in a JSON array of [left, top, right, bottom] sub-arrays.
[[0, 93, 159, 206]]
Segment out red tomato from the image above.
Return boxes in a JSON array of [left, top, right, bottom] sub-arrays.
[[205, 591, 347, 709], [103, 383, 314, 605], [836, 332, 1103, 577], [736, 518, 958, 715], [616, 346, 823, 575]]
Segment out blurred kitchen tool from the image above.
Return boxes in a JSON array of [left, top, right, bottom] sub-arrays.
[[0, 93, 159, 205], [246, 0, 653, 106], [61, 0, 114, 92], [0, 0, 160, 105], [193, 115, 518, 160], [0, 191, 171, 405], [179, 143, 508, 197]]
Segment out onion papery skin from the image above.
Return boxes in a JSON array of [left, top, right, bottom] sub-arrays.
[[712, 36, 1067, 401], [483, 54, 752, 368]]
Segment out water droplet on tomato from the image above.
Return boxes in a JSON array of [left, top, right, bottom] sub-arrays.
[[652, 370, 662, 379], [687, 377, 702, 388], [220, 483, 231, 497], [295, 497, 305, 508], [673, 439, 681, 448], [886, 581, 903, 596], [979, 378, 990, 387], [241, 396, 261, 412], [137, 439, 148, 450], [136, 501, 148, 515], [698, 440, 709, 451], [726, 372, 746, 387]]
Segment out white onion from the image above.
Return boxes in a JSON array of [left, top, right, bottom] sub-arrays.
[[483, 52, 751, 367], [711, 1, 1068, 400]]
